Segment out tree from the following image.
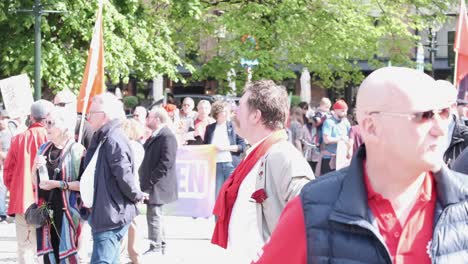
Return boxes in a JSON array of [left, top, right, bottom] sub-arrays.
[[173, 0, 456, 92], [0, 0, 194, 96]]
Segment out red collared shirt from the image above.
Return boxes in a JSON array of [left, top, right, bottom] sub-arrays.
[[364, 165, 436, 264], [253, 163, 437, 264]]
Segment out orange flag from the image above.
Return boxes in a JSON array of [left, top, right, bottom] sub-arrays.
[[454, 0, 468, 88], [77, 1, 105, 114]]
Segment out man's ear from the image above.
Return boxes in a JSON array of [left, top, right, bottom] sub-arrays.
[[360, 116, 378, 143], [251, 109, 262, 125]]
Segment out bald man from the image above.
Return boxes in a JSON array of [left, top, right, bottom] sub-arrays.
[[252, 67, 468, 264]]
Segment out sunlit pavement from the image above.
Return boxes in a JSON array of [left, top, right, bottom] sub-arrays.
[[0, 215, 229, 264]]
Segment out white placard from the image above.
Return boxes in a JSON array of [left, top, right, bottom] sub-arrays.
[[335, 140, 351, 170], [0, 74, 34, 118]]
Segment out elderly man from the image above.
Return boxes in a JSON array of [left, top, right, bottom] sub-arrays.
[[54, 89, 94, 149], [211, 80, 314, 263], [139, 108, 178, 255], [84, 93, 146, 263], [253, 67, 468, 264], [3, 100, 53, 264], [180, 97, 197, 125]]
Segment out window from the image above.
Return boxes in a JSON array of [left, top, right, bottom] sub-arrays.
[[448, 31, 455, 67]]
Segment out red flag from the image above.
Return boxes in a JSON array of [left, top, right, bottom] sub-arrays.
[[455, 0, 468, 87], [77, 1, 105, 114]]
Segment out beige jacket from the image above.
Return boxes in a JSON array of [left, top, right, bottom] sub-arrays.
[[254, 140, 315, 242]]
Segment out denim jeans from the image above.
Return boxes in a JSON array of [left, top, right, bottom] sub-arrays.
[[215, 162, 235, 199], [91, 224, 130, 264], [0, 169, 7, 216]]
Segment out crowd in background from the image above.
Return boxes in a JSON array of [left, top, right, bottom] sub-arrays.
[[0, 69, 467, 263]]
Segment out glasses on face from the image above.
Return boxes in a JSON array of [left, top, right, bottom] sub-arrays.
[[54, 102, 72, 107], [45, 120, 55, 128], [369, 107, 451, 123], [182, 104, 191, 107], [85, 111, 104, 120]]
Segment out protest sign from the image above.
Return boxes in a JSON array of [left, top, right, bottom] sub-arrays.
[[0, 74, 34, 118]]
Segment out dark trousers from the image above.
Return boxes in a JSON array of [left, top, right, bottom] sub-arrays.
[[147, 204, 166, 249], [320, 158, 335, 175]]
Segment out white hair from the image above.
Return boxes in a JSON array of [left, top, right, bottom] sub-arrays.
[[92, 93, 126, 121], [150, 108, 171, 124], [49, 106, 76, 139]]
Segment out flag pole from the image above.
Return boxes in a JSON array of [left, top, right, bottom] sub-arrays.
[[454, 50, 459, 88], [454, 0, 466, 88], [78, 0, 103, 143]]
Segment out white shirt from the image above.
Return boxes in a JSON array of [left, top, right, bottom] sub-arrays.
[[151, 124, 166, 138], [212, 122, 232, 163], [226, 133, 274, 263]]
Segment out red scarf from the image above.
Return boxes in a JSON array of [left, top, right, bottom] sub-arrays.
[[211, 130, 288, 248]]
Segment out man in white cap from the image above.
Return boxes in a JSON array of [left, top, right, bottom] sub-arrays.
[[3, 99, 54, 264]]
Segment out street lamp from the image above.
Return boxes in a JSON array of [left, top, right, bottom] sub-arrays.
[[426, 21, 443, 78], [16, 0, 64, 100]]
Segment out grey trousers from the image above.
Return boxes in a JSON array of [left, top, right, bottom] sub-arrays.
[[146, 204, 166, 249]]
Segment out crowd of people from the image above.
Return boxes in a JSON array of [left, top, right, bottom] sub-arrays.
[[0, 66, 466, 263]]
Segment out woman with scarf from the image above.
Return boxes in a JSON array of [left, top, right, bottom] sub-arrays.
[[33, 106, 85, 263]]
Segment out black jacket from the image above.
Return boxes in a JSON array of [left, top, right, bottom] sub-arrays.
[[203, 121, 246, 167], [444, 118, 468, 168], [301, 146, 468, 263], [84, 119, 143, 233], [139, 126, 178, 205]]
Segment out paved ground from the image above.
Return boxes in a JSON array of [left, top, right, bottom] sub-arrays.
[[0, 215, 229, 263]]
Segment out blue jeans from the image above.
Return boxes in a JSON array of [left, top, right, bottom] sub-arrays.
[[215, 162, 234, 199], [91, 224, 130, 264], [0, 169, 6, 216]]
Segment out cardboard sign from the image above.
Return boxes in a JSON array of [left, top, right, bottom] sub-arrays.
[[0, 74, 34, 118]]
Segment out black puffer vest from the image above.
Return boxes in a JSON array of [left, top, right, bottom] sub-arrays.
[[300, 146, 468, 264]]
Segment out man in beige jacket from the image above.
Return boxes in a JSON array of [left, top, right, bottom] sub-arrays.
[[211, 80, 314, 263]]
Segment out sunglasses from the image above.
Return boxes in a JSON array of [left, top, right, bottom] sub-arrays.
[[45, 120, 55, 128], [369, 107, 451, 123]]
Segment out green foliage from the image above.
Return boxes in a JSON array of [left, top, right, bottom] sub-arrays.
[[176, 0, 456, 89], [0, 0, 457, 98], [0, 0, 193, 95], [122, 95, 139, 109], [290, 95, 301, 107]]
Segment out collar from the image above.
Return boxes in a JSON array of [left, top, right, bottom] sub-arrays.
[[152, 124, 166, 138], [332, 145, 468, 221], [29, 122, 46, 129], [95, 119, 121, 142], [245, 130, 278, 158], [363, 159, 433, 203]]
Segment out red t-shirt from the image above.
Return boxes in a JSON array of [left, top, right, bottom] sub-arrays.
[[253, 167, 436, 264]]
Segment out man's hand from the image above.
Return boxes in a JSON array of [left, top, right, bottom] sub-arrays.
[[141, 192, 150, 204]]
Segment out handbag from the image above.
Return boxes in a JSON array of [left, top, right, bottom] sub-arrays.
[[25, 142, 75, 226]]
